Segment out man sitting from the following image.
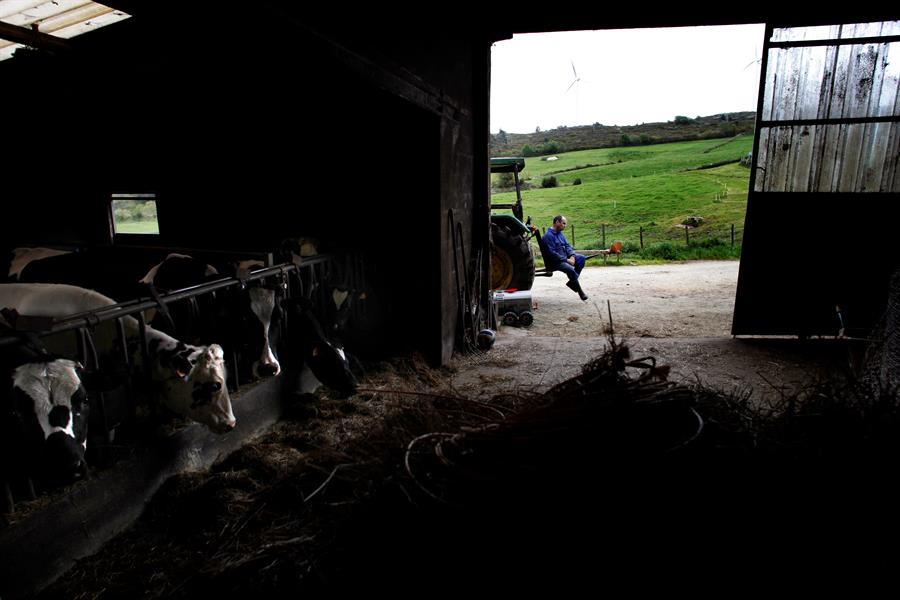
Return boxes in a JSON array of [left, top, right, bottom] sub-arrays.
[[541, 215, 588, 301]]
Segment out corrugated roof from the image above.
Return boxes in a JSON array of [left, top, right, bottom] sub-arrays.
[[0, 1, 130, 61]]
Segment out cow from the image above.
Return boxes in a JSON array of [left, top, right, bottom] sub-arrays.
[[7, 247, 73, 281], [7, 247, 150, 301], [226, 260, 284, 380], [1, 329, 89, 501], [0, 283, 235, 434], [142, 254, 358, 397], [137, 253, 222, 345], [10, 244, 356, 399], [138, 256, 283, 382], [282, 296, 358, 398]]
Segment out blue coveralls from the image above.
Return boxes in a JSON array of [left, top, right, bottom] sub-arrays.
[[541, 228, 586, 282]]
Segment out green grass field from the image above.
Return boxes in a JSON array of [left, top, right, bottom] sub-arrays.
[[492, 136, 753, 263], [114, 220, 160, 234]]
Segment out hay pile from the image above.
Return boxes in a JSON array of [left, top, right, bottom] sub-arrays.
[[37, 341, 900, 597]]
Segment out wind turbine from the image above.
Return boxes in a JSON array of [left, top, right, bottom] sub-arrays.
[[565, 60, 581, 125], [743, 44, 762, 70]]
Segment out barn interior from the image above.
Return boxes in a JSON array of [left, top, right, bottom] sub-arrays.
[[1, 2, 899, 596]]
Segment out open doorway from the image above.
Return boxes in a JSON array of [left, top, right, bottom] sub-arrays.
[[489, 24, 764, 338]]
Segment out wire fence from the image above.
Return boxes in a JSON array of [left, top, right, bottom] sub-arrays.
[[532, 221, 744, 261]]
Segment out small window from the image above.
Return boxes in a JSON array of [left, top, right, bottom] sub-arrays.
[[111, 193, 159, 235]]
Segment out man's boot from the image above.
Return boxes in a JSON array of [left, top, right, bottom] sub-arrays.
[[566, 279, 589, 301]]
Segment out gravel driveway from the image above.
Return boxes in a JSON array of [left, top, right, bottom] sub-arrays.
[[507, 260, 740, 338]]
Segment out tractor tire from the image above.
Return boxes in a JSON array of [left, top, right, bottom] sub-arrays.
[[491, 222, 535, 291]]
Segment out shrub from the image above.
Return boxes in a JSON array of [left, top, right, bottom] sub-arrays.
[[642, 242, 679, 260], [493, 172, 515, 189], [573, 178, 582, 185], [674, 115, 693, 125], [691, 239, 741, 259], [541, 141, 562, 155], [622, 241, 641, 253], [541, 176, 558, 188], [522, 144, 536, 157], [692, 237, 726, 249]]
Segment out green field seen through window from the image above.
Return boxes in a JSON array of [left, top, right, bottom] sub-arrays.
[[112, 197, 159, 234]]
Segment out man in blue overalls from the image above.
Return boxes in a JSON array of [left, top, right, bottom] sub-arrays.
[[541, 215, 588, 301]]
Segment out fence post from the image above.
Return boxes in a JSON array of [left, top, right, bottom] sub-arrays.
[[684, 225, 690, 245], [731, 223, 735, 246], [601, 224, 606, 248], [639, 226, 644, 250], [571, 225, 575, 247]]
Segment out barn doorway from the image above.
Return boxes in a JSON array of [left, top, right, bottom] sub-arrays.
[[489, 24, 764, 338]]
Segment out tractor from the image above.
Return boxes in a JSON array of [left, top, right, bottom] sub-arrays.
[[490, 157, 535, 291]]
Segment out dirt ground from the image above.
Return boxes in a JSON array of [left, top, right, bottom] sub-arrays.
[[518, 260, 740, 338], [452, 260, 849, 402]]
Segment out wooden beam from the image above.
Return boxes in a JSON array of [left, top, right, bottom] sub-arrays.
[[0, 21, 72, 53]]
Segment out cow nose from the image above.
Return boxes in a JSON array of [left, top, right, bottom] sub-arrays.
[[224, 419, 237, 431], [74, 459, 89, 480]]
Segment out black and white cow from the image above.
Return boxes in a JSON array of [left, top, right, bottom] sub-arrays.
[[10, 245, 356, 400], [0, 284, 235, 434], [7, 247, 150, 301], [283, 296, 358, 398], [226, 260, 284, 379], [143, 254, 358, 397], [7, 247, 73, 281], [1, 330, 89, 496], [8, 249, 285, 385], [137, 253, 222, 346], [138, 255, 283, 382]]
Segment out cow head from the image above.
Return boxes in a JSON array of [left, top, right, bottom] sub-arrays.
[[306, 339, 358, 398], [283, 297, 358, 397], [11, 358, 89, 486], [247, 286, 282, 378], [148, 333, 235, 434], [221, 262, 284, 381]]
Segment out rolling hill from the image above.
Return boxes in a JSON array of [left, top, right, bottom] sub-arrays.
[[491, 135, 754, 262], [490, 112, 755, 158]]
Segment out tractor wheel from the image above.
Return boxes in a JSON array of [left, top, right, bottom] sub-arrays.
[[491, 222, 535, 291]]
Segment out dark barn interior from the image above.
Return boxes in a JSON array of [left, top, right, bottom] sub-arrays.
[[2, 7, 476, 363], [1, 3, 899, 596]]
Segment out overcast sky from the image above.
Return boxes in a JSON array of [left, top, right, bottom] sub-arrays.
[[490, 24, 766, 133]]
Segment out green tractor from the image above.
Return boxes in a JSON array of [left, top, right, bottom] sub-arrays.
[[490, 157, 535, 291]]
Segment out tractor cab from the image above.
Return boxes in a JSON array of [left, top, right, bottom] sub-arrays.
[[489, 157, 535, 291]]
